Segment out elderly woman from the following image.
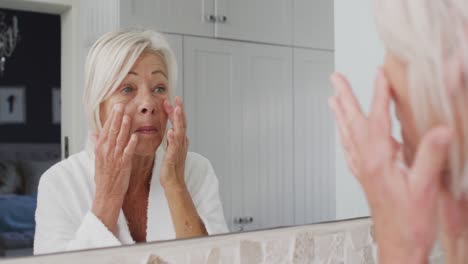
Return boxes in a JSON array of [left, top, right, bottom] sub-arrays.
[[330, 0, 467, 263], [33, 29, 228, 254]]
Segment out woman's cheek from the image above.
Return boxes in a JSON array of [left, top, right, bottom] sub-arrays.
[[122, 100, 138, 116]]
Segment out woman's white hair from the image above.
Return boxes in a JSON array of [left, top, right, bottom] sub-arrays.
[[373, 0, 468, 198], [83, 28, 177, 151]]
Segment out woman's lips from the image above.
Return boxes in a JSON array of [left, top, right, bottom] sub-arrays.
[[135, 126, 158, 134]]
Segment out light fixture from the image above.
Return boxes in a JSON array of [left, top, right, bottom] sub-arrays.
[[0, 11, 19, 77]]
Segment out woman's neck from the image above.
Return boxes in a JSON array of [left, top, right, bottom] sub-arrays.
[[126, 154, 155, 196]]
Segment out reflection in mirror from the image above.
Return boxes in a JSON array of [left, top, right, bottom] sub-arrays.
[[0, 0, 335, 259]]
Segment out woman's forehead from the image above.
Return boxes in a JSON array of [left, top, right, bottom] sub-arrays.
[[129, 52, 167, 75]]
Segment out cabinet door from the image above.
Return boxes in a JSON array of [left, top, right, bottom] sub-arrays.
[[164, 33, 184, 98], [293, 48, 335, 225], [293, 0, 334, 49], [215, 0, 293, 45], [183, 36, 243, 232], [239, 42, 294, 231], [184, 36, 293, 232], [120, 0, 215, 37]]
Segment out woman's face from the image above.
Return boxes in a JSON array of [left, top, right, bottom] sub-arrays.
[[100, 52, 169, 156], [383, 52, 420, 166]]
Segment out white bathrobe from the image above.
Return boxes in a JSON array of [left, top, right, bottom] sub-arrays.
[[33, 146, 228, 255]]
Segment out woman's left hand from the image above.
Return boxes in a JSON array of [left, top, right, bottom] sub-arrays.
[[160, 96, 189, 190], [160, 97, 207, 238]]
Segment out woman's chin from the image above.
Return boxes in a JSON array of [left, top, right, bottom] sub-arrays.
[[134, 141, 161, 156]]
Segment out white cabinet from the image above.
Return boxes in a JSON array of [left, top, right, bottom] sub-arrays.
[[119, 0, 334, 48], [183, 37, 241, 232], [239, 41, 294, 231], [119, 0, 157, 28], [215, 0, 293, 45], [120, 0, 296, 46], [164, 33, 184, 98], [293, 48, 335, 225], [120, 0, 215, 37], [293, 0, 334, 49], [183, 36, 294, 231]]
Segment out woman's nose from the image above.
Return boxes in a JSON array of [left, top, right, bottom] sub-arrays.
[[138, 94, 156, 115], [139, 103, 155, 115], [140, 105, 154, 114]]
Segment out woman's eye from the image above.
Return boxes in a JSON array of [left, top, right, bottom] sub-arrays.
[[154, 86, 166, 94], [121, 86, 134, 94]]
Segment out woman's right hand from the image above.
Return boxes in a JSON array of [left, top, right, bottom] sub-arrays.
[[92, 104, 138, 232], [329, 69, 452, 264]]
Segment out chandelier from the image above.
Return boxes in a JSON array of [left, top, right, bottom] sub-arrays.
[[0, 11, 19, 77]]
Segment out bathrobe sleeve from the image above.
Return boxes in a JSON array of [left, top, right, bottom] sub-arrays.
[[34, 169, 122, 255], [186, 153, 229, 235]]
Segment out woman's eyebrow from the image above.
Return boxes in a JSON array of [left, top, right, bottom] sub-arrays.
[[152, 70, 167, 78], [127, 70, 167, 79]]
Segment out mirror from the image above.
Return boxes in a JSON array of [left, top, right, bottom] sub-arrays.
[[0, 0, 376, 259]]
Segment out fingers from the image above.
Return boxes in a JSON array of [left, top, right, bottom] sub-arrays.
[[169, 107, 184, 149], [330, 73, 367, 143], [165, 97, 187, 150], [174, 96, 187, 130], [98, 105, 116, 145], [329, 96, 353, 154], [164, 99, 175, 124], [173, 107, 185, 137], [164, 128, 178, 165], [107, 105, 124, 148], [438, 185, 468, 239], [113, 115, 132, 157], [370, 68, 392, 134], [409, 127, 452, 197], [331, 72, 364, 124], [122, 134, 138, 164], [165, 96, 187, 130], [391, 138, 405, 165]]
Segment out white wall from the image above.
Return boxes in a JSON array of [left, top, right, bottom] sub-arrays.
[[334, 0, 384, 219]]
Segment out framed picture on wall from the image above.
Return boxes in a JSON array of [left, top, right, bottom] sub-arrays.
[[52, 87, 60, 124], [0, 87, 26, 124]]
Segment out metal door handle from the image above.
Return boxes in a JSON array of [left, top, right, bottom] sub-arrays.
[[217, 15, 227, 23], [234, 216, 254, 224], [206, 14, 216, 23]]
